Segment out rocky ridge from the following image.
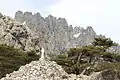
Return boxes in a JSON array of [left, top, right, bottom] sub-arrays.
[[15, 11, 97, 54], [0, 11, 119, 54]]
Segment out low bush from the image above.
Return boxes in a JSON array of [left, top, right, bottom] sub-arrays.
[[0, 44, 39, 78]]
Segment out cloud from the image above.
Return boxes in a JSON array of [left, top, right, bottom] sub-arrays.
[[0, 0, 58, 17], [47, 0, 97, 26], [0, 0, 27, 17], [47, 0, 120, 43], [0, 0, 119, 43]]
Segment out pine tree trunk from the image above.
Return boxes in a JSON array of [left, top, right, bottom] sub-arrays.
[[77, 52, 83, 64]]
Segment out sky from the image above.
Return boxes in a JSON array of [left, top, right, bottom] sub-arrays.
[[0, 0, 120, 43]]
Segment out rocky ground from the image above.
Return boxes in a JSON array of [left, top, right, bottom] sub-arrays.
[[0, 58, 89, 80], [1, 58, 120, 80], [1, 59, 68, 80]]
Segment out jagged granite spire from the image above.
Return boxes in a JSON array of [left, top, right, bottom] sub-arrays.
[[14, 11, 97, 54]]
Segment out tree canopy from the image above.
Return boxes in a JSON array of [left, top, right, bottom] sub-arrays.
[[0, 44, 39, 78], [51, 37, 120, 75]]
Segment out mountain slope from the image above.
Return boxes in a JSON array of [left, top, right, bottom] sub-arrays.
[[15, 11, 97, 54], [0, 14, 40, 52]]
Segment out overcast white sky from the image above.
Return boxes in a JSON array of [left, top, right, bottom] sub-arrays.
[[0, 0, 120, 43]]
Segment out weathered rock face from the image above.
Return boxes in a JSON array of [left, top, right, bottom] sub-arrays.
[[0, 11, 119, 54], [72, 26, 96, 48], [15, 11, 97, 54], [0, 15, 40, 51]]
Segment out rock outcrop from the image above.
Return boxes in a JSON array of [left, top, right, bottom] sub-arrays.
[[0, 14, 40, 51], [0, 11, 119, 54], [15, 11, 97, 54]]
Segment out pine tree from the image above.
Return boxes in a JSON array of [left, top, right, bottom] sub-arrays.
[[92, 37, 115, 52]]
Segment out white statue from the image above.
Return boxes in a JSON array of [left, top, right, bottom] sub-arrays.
[[40, 47, 45, 59], [22, 21, 26, 25]]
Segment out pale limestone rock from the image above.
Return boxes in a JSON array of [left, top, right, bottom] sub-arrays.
[[0, 15, 40, 52], [1, 11, 119, 55], [14, 11, 98, 54]]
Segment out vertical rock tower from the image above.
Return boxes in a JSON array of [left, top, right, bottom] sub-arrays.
[[15, 11, 97, 54]]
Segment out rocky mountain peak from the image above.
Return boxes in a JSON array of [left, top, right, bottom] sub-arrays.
[[47, 14, 55, 18], [33, 12, 42, 20], [86, 26, 96, 34], [6, 11, 119, 54], [24, 11, 32, 16], [15, 11, 24, 23], [14, 11, 98, 54], [58, 17, 68, 26]]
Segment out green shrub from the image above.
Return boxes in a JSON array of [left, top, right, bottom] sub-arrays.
[[62, 75, 68, 79], [0, 44, 39, 78], [94, 62, 120, 72], [27, 50, 36, 56], [51, 37, 120, 75]]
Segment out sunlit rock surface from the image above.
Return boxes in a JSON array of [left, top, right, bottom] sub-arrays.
[[15, 11, 97, 54]]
